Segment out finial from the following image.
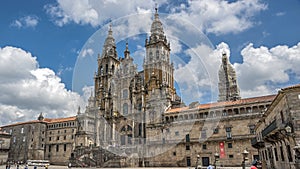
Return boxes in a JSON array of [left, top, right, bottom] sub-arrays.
[[222, 50, 227, 57], [108, 23, 113, 35], [126, 41, 129, 50], [155, 3, 158, 13], [77, 106, 81, 115]]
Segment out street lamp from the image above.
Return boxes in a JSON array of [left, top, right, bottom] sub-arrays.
[[242, 149, 249, 169], [195, 155, 200, 169], [214, 153, 219, 169]]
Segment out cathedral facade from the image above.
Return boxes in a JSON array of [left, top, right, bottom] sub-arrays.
[[75, 9, 271, 167]]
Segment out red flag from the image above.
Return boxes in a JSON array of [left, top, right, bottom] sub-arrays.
[[219, 142, 225, 158]]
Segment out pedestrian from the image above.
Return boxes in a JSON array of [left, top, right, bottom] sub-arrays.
[[207, 164, 213, 169], [34, 165, 37, 169], [24, 165, 28, 169], [251, 160, 258, 169], [68, 163, 71, 169]]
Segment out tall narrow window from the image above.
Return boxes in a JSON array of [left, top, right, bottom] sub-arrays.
[[186, 134, 190, 142], [123, 103, 128, 115], [21, 127, 24, 134], [56, 145, 59, 152], [123, 89, 128, 99], [64, 144, 67, 152], [226, 127, 232, 139], [201, 130, 207, 139]]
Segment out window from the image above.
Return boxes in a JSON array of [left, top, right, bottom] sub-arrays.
[[64, 136, 66, 140], [50, 131, 52, 135], [280, 146, 284, 161], [10, 129, 12, 134], [64, 144, 67, 152], [201, 130, 207, 139], [226, 127, 232, 139], [186, 157, 191, 167], [64, 130, 67, 133], [249, 125, 255, 134], [162, 138, 165, 144], [123, 103, 128, 115], [228, 143, 232, 148], [49, 137, 51, 141], [186, 145, 190, 150], [23, 136, 26, 142], [58, 130, 60, 134], [287, 145, 293, 162], [213, 128, 219, 134], [49, 145, 51, 152], [185, 134, 190, 142], [229, 155, 234, 158], [202, 144, 207, 150], [274, 147, 278, 161], [71, 135, 74, 139], [175, 131, 179, 136], [123, 89, 128, 99], [13, 137, 16, 143], [21, 127, 24, 134], [173, 152, 176, 156], [56, 145, 59, 152], [57, 136, 59, 140]]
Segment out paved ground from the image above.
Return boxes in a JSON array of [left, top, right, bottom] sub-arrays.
[[0, 165, 247, 169]]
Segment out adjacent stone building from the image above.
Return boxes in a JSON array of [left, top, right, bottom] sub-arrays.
[[1, 113, 77, 165], [1, 113, 47, 163], [252, 84, 300, 169], [0, 129, 11, 165], [44, 116, 77, 165]]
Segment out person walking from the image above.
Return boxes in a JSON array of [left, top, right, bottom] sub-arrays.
[[251, 160, 258, 169], [207, 164, 214, 169]]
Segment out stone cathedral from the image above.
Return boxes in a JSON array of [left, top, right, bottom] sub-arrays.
[[74, 9, 271, 167]]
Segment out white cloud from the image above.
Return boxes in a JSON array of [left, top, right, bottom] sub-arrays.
[[276, 12, 285, 16], [45, 0, 266, 35], [235, 42, 300, 98], [0, 46, 85, 126], [81, 48, 94, 58], [174, 43, 221, 103], [11, 15, 39, 28]]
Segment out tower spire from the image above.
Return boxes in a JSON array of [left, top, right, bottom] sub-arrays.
[[124, 41, 130, 59]]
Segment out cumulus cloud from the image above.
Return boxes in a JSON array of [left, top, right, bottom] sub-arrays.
[[44, 0, 266, 35], [235, 42, 300, 98], [81, 48, 94, 58], [11, 15, 39, 28], [0, 46, 85, 126]]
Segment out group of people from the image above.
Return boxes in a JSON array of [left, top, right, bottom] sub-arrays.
[[204, 159, 260, 169]]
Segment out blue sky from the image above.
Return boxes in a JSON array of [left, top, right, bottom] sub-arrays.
[[0, 0, 300, 126]]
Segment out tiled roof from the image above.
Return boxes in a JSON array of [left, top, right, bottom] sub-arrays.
[[45, 116, 76, 123], [282, 83, 300, 90], [1, 116, 76, 128], [167, 95, 276, 113]]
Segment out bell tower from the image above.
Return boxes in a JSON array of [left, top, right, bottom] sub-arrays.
[[94, 25, 120, 117], [144, 7, 175, 100]]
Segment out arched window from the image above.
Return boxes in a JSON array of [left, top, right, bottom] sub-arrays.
[[123, 103, 128, 115], [123, 89, 128, 99]]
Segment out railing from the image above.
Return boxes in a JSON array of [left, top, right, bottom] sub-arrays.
[[262, 120, 277, 137]]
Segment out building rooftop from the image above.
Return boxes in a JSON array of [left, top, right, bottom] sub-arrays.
[[1, 116, 76, 128], [167, 94, 276, 113]]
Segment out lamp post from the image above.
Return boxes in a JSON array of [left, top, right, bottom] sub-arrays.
[[195, 155, 200, 169], [214, 153, 219, 169], [242, 149, 249, 169]]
